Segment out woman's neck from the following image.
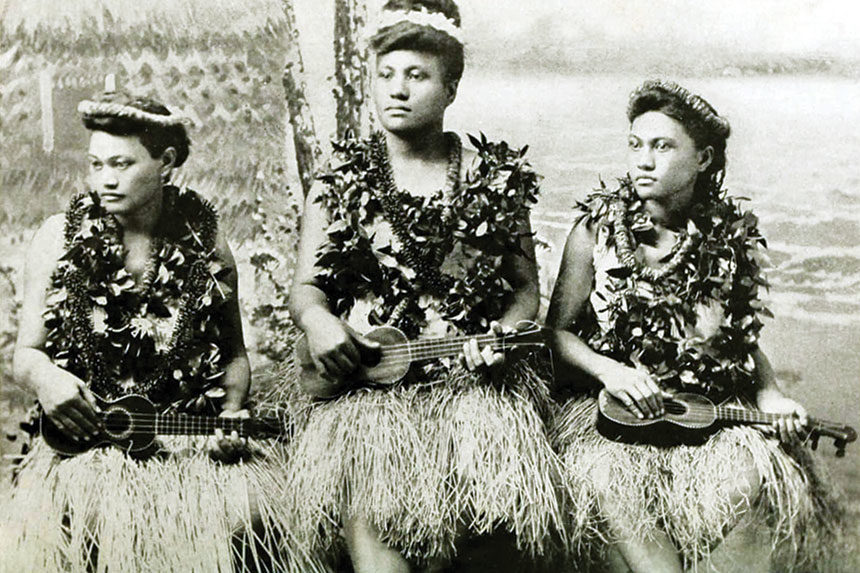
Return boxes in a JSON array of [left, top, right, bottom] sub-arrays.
[[116, 187, 164, 235], [384, 125, 448, 162], [641, 187, 695, 231]]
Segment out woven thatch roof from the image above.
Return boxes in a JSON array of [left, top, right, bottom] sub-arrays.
[[1, 0, 283, 36]]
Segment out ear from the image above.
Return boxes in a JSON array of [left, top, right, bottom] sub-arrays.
[[445, 80, 459, 106], [697, 146, 714, 173], [160, 147, 177, 179]]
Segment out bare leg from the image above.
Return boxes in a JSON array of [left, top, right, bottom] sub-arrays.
[[344, 515, 411, 573], [611, 530, 683, 573], [598, 490, 683, 573], [232, 491, 283, 573], [704, 452, 767, 573]]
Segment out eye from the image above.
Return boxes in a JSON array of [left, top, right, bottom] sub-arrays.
[[408, 70, 427, 81], [655, 140, 673, 152], [112, 159, 133, 170], [378, 69, 393, 80], [628, 138, 641, 150], [89, 160, 103, 171]]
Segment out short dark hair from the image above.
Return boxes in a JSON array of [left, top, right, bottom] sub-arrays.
[[81, 93, 191, 167], [370, 0, 465, 84], [628, 80, 730, 202]]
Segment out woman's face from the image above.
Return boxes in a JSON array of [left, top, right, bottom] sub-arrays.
[[373, 50, 455, 134], [87, 131, 169, 217], [627, 111, 711, 206]]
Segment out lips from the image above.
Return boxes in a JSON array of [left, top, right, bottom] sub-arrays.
[[99, 192, 125, 201], [635, 176, 656, 185], [385, 106, 410, 114]]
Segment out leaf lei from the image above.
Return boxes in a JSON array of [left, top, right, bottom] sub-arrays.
[[43, 187, 233, 410], [575, 178, 771, 400], [314, 131, 540, 337]]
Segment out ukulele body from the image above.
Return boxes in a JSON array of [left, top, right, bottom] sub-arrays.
[[41, 394, 159, 456], [295, 325, 411, 396], [597, 391, 719, 446]]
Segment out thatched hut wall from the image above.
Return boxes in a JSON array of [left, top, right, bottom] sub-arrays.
[[0, 0, 294, 238]]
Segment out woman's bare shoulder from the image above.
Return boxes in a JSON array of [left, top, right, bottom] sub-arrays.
[[22, 214, 67, 282]]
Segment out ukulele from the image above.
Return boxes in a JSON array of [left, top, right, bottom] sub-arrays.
[[40, 394, 286, 456], [597, 389, 857, 456], [295, 321, 549, 394]]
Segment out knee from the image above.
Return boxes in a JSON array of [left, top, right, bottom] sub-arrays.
[[343, 515, 410, 573], [729, 452, 762, 508]]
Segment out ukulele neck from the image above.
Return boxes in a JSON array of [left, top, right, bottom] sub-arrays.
[[713, 405, 782, 425], [398, 333, 510, 361], [125, 413, 249, 437]]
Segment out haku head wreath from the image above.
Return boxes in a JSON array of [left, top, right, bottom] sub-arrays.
[[374, 7, 463, 44], [78, 92, 191, 128], [629, 79, 730, 139]]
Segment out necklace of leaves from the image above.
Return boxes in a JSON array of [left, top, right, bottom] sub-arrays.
[[610, 198, 698, 281], [370, 130, 462, 297], [60, 190, 214, 401]]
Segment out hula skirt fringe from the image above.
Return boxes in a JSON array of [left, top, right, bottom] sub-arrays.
[[551, 396, 843, 571], [0, 437, 315, 573], [278, 355, 576, 566]]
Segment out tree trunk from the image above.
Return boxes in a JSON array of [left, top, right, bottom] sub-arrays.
[[333, 0, 370, 138], [280, 0, 323, 197]]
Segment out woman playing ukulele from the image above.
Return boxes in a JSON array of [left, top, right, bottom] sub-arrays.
[[285, 1, 570, 570], [547, 80, 840, 572]]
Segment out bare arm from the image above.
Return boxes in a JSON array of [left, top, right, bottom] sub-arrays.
[[546, 222, 664, 417], [213, 229, 251, 413], [288, 183, 338, 333], [463, 214, 541, 370], [13, 215, 102, 440], [752, 346, 808, 443], [499, 216, 540, 327], [288, 183, 376, 397]]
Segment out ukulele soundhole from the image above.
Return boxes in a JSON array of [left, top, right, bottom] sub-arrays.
[[103, 407, 134, 439]]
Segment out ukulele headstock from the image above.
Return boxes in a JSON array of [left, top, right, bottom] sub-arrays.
[[246, 416, 289, 441], [505, 321, 550, 348], [809, 421, 857, 457]]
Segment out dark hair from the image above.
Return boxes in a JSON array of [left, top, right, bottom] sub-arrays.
[[81, 93, 191, 168], [628, 80, 730, 202], [370, 0, 465, 84]]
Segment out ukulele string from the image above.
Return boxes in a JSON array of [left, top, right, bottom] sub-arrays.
[[637, 401, 788, 424], [370, 342, 546, 366]]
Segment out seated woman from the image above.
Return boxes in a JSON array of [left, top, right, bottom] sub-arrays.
[[547, 80, 838, 572], [283, 0, 571, 570], [0, 90, 290, 572]]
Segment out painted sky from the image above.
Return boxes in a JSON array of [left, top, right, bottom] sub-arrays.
[[459, 0, 860, 58], [4, 0, 858, 61]]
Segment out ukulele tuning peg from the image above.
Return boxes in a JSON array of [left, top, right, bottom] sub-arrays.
[[835, 439, 846, 458], [810, 434, 820, 451]]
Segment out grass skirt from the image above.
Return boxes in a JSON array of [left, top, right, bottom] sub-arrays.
[[551, 396, 843, 571], [0, 437, 310, 573], [276, 355, 574, 565]]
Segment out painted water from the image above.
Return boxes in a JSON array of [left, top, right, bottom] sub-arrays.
[[450, 73, 860, 325]]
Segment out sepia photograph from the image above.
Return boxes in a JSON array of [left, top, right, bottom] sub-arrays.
[[0, 0, 857, 571]]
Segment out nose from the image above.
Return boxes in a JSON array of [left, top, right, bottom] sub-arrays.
[[389, 74, 408, 100], [636, 148, 655, 171], [98, 168, 119, 189]]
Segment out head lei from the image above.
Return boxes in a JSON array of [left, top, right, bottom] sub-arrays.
[[627, 79, 730, 139], [370, 0, 464, 44], [78, 90, 191, 128]]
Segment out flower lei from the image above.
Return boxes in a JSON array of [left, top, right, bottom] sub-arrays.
[[315, 131, 539, 338], [43, 187, 233, 411], [371, 131, 462, 297], [575, 178, 771, 400]]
